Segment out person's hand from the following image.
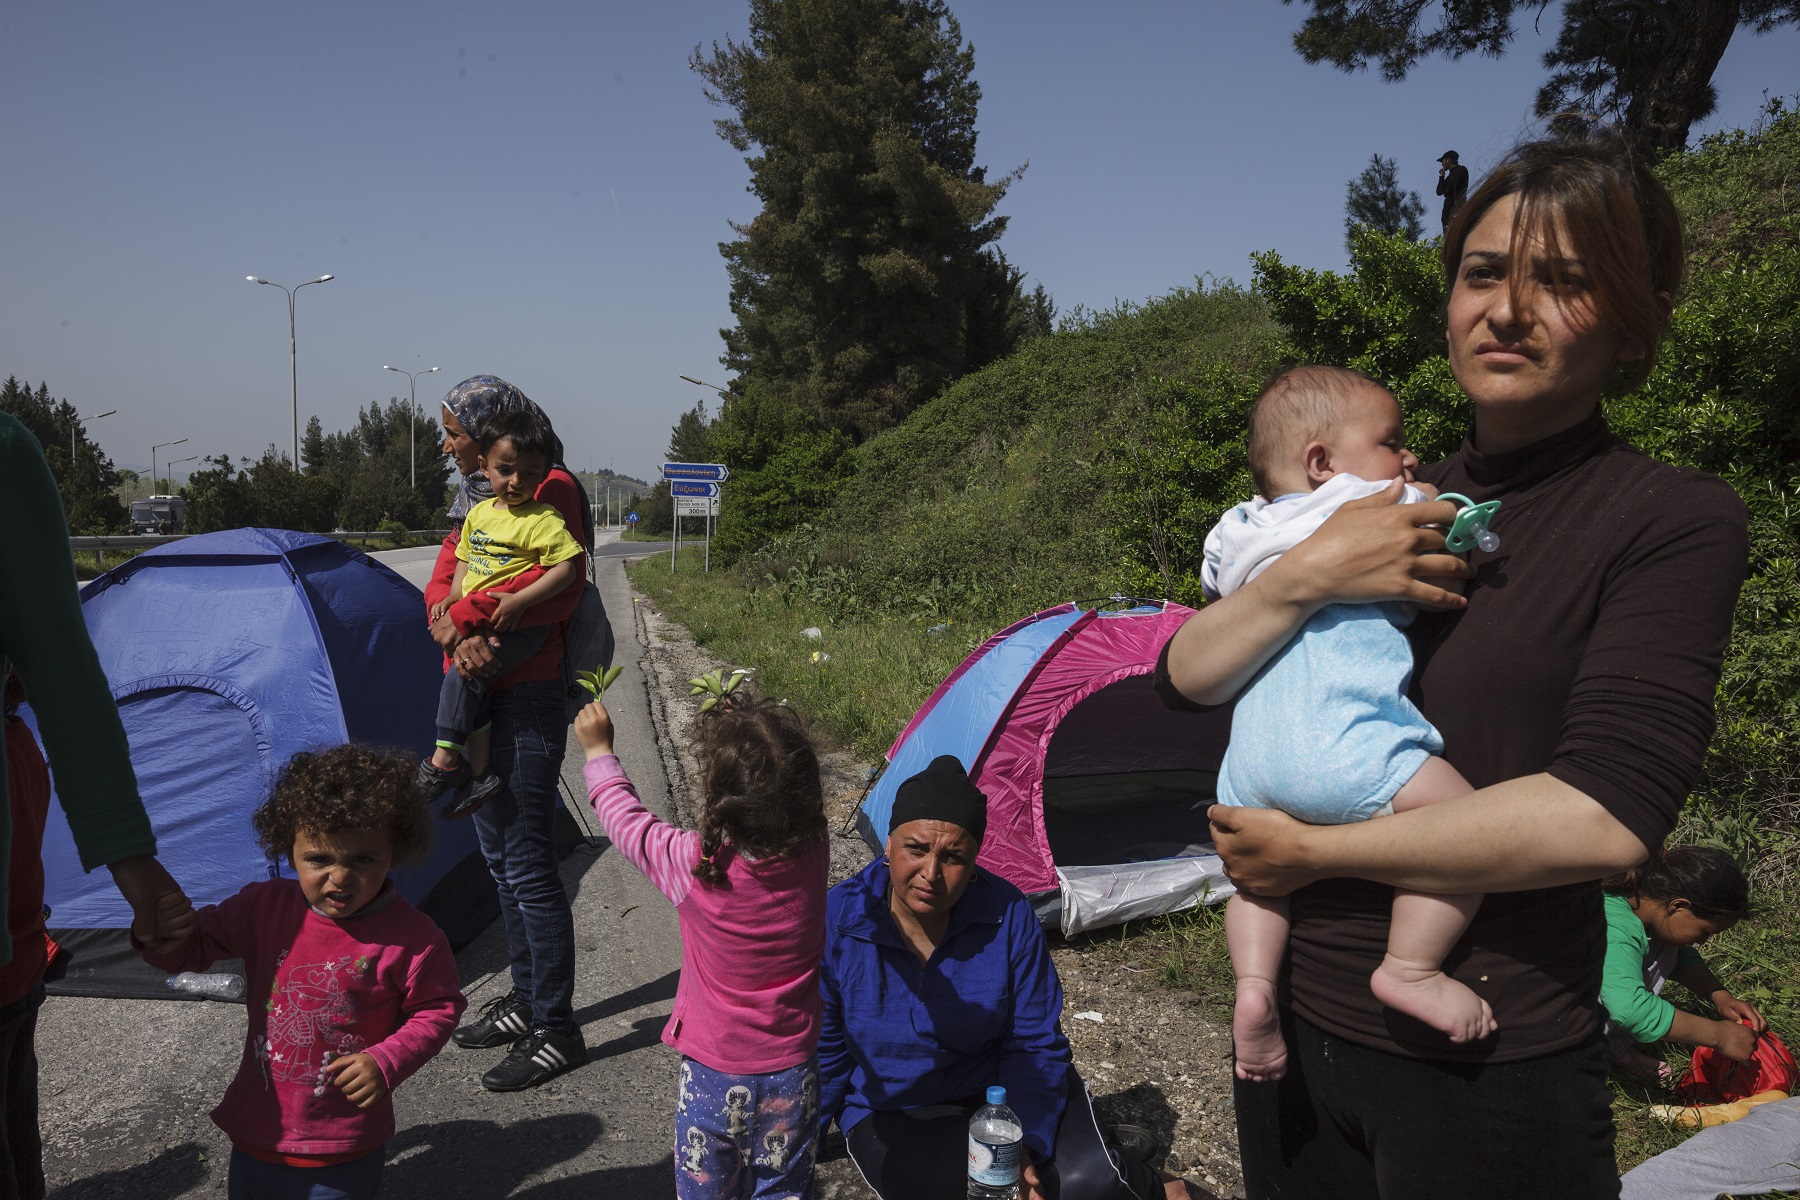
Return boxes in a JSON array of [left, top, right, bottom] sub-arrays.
[[452, 635, 503, 681], [1020, 1151, 1048, 1200], [1714, 1019, 1759, 1063], [429, 608, 462, 651], [1272, 479, 1469, 612], [1715, 994, 1768, 1034], [429, 597, 453, 623], [491, 592, 527, 633], [574, 701, 616, 760], [135, 890, 198, 957], [1209, 806, 1326, 897], [326, 1053, 388, 1108], [108, 855, 194, 944]]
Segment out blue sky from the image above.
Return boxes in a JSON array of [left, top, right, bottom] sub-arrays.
[[4, 3, 1796, 483]]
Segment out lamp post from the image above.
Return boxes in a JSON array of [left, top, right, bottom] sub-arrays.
[[247, 273, 334, 468], [162, 454, 198, 494], [383, 365, 440, 491], [151, 438, 188, 498], [72, 408, 117, 461]]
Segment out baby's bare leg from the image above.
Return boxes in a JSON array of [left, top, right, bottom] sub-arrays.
[[1369, 757, 1498, 1043], [1226, 891, 1292, 1082]]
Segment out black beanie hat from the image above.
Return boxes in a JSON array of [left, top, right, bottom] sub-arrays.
[[889, 755, 987, 842]]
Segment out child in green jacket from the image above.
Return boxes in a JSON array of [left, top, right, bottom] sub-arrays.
[[1601, 846, 1763, 1077]]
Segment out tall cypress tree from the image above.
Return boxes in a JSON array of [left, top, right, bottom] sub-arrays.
[[692, 0, 1023, 440]]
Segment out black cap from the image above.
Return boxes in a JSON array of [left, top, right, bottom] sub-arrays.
[[889, 755, 988, 842], [1438, 150, 1459, 164]]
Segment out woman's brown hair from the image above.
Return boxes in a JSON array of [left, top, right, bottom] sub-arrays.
[[1442, 128, 1683, 390], [690, 696, 826, 884]]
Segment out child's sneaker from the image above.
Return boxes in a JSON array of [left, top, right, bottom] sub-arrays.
[[439, 771, 505, 821], [481, 1026, 586, 1092], [416, 756, 469, 802]]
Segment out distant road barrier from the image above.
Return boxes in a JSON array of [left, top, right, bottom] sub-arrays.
[[68, 531, 454, 552]]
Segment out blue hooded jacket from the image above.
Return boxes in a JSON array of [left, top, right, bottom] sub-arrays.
[[818, 856, 1071, 1158]]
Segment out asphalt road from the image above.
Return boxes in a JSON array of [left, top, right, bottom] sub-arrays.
[[40, 539, 690, 1198]]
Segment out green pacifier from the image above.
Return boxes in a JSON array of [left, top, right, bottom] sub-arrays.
[[1437, 492, 1502, 553]]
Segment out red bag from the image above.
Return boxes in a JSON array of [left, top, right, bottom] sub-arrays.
[[1677, 1024, 1800, 1105]]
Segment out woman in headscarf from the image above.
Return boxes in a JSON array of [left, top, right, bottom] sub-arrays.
[[424, 374, 592, 1093], [817, 756, 1180, 1200]]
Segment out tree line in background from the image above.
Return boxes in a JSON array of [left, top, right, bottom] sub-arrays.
[[1, 377, 453, 537]]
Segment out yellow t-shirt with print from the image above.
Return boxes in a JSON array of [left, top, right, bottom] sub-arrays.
[[456, 497, 585, 592]]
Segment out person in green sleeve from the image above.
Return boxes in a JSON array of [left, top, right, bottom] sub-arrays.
[[1601, 845, 1762, 1079], [0, 410, 195, 1198]]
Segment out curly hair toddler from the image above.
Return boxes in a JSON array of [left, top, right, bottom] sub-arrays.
[[137, 745, 466, 1200], [575, 691, 829, 1200]]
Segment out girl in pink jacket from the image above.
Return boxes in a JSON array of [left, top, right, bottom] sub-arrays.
[[576, 692, 828, 1200], [139, 746, 465, 1199]]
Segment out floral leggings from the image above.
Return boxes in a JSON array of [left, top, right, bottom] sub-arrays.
[[675, 1054, 819, 1200]]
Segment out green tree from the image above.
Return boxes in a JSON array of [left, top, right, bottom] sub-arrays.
[[668, 400, 715, 464], [1344, 153, 1426, 252], [1284, 0, 1799, 157], [0, 375, 127, 534], [692, 0, 1031, 440]]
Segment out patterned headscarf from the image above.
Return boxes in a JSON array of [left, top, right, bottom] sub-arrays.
[[440, 374, 565, 522]]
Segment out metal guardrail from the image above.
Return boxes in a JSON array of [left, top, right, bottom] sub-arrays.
[[68, 531, 454, 551]]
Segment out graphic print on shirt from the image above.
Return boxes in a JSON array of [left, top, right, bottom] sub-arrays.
[[263, 954, 373, 1088], [463, 524, 515, 579]]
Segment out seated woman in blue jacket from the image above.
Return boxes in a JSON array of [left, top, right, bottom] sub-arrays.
[[818, 755, 1174, 1200]]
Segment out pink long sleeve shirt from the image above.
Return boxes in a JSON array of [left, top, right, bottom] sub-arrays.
[[143, 878, 465, 1159], [584, 755, 827, 1074]]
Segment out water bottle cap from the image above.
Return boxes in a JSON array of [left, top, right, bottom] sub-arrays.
[[986, 1086, 1007, 1105]]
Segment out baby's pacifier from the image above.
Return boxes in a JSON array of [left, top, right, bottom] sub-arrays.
[[1437, 492, 1502, 554]]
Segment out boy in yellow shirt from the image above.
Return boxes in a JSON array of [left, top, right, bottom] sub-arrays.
[[420, 409, 585, 818]]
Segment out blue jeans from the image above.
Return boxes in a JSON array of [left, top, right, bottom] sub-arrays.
[[227, 1147, 384, 1200], [472, 677, 577, 1034], [434, 625, 547, 748]]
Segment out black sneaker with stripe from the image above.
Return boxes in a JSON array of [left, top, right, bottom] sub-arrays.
[[452, 990, 532, 1050], [481, 1026, 586, 1092]]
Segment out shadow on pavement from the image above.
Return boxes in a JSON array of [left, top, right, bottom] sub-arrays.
[[586, 1014, 670, 1065], [48, 1142, 209, 1199], [572, 968, 679, 1028]]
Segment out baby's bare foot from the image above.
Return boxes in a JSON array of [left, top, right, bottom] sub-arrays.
[[1370, 956, 1497, 1043], [1233, 979, 1288, 1082]]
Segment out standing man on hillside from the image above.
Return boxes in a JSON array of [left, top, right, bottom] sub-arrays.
[[1436, 151, 1469, 232]]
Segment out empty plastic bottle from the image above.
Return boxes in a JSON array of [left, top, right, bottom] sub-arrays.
[[167, 972, 246, 1001], [967, 1085, 1024, 1199]]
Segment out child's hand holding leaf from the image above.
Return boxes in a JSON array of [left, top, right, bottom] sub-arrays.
[[574, 700, 616, 760]]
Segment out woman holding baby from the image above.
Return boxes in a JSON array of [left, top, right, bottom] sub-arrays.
[[1161, 130, 1747, 1198]]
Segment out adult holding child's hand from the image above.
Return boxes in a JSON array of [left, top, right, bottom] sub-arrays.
[[1161, 131, 1748, 1198]]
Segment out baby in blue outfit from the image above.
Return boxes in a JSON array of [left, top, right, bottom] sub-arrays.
[[1206, 365, 1492, 1083]]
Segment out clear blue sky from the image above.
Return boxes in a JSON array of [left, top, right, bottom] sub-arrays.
[[5, 3, 1796, 483]]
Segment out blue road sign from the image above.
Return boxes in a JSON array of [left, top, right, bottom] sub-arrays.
[[670, 481, 721, 498], [662, 462, 729, 483], [626, 511, 639, 524]]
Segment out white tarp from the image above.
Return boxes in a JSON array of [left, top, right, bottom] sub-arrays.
[[1056, 854, 1235, 937]]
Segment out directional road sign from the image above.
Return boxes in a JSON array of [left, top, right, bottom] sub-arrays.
[[670, 480, 721, 498], [662, 462, 729, 483], [676, 496, 721, 517], [626, 511, 639, 524]]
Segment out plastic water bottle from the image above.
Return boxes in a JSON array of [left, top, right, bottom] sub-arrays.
[[167, 972, 246, 1001], [967, 1085, 1023, 1199]]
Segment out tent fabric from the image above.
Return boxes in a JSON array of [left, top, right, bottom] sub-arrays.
[[862, 602, 1234, 931], [32, 529, 491, 998]]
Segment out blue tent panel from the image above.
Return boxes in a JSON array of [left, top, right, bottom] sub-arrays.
[[861, 607, 1084, 840]]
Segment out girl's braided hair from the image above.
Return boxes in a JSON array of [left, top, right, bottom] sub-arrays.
[[1602, 845, 1751, 922], [689, 696, 825, 885], [253, 744, 433, 865]]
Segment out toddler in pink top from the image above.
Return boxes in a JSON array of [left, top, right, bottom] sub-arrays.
[[138, 746, 466, 1200], [576, 692, 828, 1200]]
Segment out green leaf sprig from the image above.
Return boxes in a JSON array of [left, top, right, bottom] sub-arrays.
[[687, 668, 751, 714], [576, 663, 625, 697]]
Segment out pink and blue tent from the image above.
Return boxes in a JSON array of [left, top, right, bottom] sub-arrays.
[[860, 602, 1236, 935], [31, 529, 497, 998]]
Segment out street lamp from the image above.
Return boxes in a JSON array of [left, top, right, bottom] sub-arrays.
[[384, 364, 440, 490], [247, 273, 334, 468], [162, 454, 198, 493], [678, 374, 730, 397], [72, 408, 117, 461], [151, 438, 188, 498]]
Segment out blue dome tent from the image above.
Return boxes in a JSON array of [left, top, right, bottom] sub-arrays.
[[31, 529, 495, 999]]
